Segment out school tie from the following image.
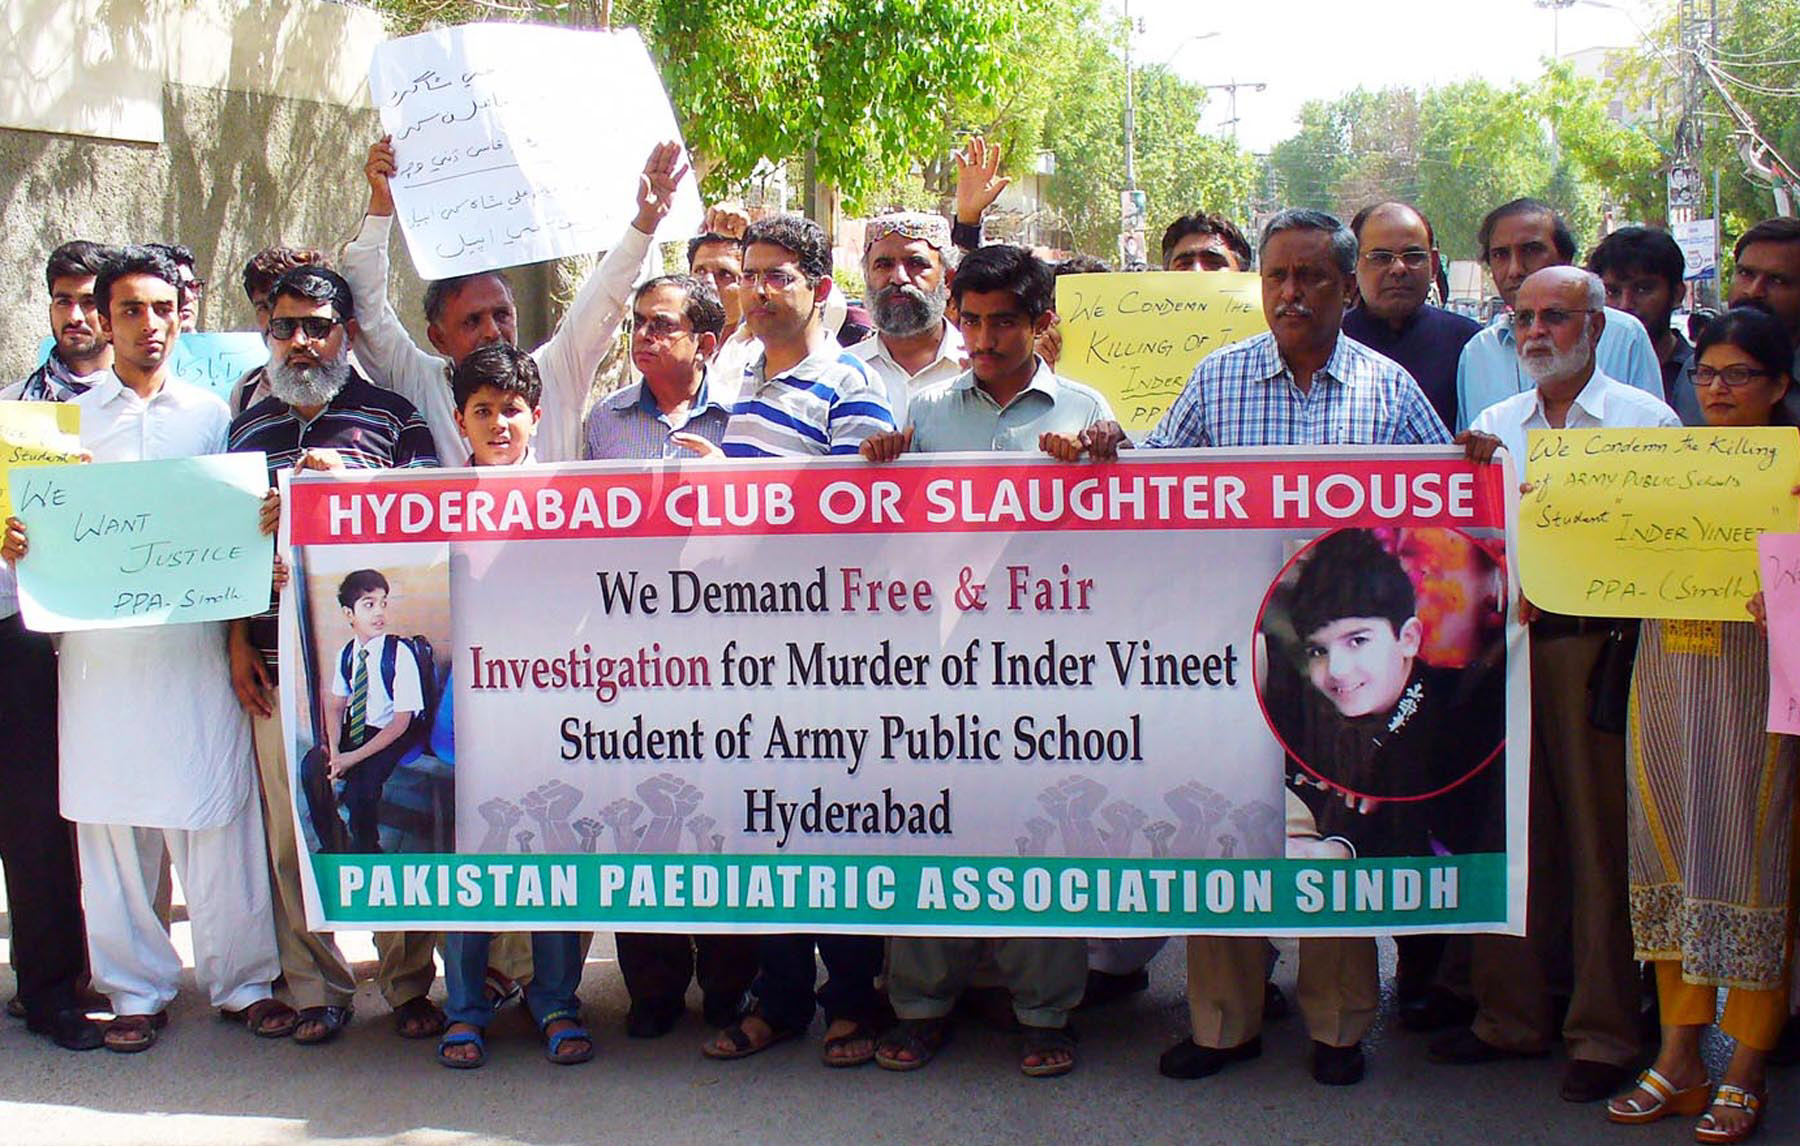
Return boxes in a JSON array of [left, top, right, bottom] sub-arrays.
[[348, 648, 369, 745]]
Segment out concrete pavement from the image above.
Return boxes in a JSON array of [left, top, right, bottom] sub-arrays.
[[0, 927, 1787, 1146]]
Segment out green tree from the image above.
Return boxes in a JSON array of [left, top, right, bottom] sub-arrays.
[[1416, 80, 1555, 260], [648, 0, 1017, 209]]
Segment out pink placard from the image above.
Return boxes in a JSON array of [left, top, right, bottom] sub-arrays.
[[1759, 532, 1800, 735]]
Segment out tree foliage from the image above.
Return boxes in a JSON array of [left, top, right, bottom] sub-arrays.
[[1263, 71, 1667, 261], [648, 0, 1018, 209]]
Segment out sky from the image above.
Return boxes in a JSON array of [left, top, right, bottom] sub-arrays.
[[1119, 0, 1664, 152]]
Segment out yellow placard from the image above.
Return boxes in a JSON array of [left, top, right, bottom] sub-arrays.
[[1515, 426, 1800, 620], [0, 401, 82, 522], [1054, 271, 1267, 437]]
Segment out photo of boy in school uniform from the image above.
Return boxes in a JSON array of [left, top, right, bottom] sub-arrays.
[[1262, 528, 1506, 861], [314, 569, 425, 855]]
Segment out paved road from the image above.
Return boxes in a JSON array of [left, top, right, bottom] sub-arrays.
[[1, 927, 1789, 1146]]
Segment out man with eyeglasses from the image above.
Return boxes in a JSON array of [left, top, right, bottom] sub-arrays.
[[1447, 266, 1676, 1103], [226, 266, 442, 1047], [147, 243, 205, 332], [1343, 203, 1480, 434], [1454, 198, 1662, 432], [584, 274, 734, 462]]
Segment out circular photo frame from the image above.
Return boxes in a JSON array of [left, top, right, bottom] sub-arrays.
[[1254, 526, 1507, 806]]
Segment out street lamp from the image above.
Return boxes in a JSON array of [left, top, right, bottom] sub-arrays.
[[1123, 7, 1220, 192]]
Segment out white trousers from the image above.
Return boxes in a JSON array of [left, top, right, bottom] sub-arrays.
[[78, 809, 280, 1016]]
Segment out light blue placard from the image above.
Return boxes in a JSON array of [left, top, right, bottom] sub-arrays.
[[36, 332, 268, 400], [8, 452, 272, 631]]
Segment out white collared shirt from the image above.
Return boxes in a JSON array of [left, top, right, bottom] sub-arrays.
[[847, 321, 967, 428], [57, 370, 256, 830], [1468, 366, 1681, 467], [331, 632, 424, 732]]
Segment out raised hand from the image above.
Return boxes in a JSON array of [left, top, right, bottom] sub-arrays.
[[1099, 801, 1148, 857], [599, 798, 644, 854], [1165, 780, 1230, 856], [573, 816, 604, 854], [633, 141, 691, 234], [954, 134, 1011, 225], [364, 136, 397, 217], [702, 202, 750, 240], [685, 813, 717, 853], [1143, 820, 1176, 859], [514, 829, 535, 855], [521, 781, 582, 853], [1228, 800, 1283, 855]]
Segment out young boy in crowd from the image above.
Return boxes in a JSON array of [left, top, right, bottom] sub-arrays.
[[434, 341, 591, 1069], [322, 569, 424, 854]]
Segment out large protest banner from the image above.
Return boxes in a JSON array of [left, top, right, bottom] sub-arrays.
[[368, 22, 704, 279], [1515, 426, 1800, 620], [282, 451, 1526, 937], [1053, 271, 1267, 437]]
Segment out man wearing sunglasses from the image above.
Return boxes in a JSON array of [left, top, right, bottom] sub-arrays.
[[1343, 203, 1481, 435], [226, 266, 441, 1048]]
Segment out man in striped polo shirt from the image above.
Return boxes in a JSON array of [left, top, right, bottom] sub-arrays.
[[697, 215, 896, 1068], [715, 215, 895, 458]]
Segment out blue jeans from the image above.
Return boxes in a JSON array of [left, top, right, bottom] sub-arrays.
[[752, 933, 885, 1031], [445, 931, 584, 1028]]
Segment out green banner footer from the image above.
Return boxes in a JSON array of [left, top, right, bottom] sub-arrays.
[[312, 852, 1506, 931]]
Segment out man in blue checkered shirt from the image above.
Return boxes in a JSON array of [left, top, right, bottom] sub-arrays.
[[1137, 213, 1450, 450], [1089, 209, 1450, 1090]]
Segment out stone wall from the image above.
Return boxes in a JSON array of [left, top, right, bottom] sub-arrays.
[[0, 0, 558, 383]]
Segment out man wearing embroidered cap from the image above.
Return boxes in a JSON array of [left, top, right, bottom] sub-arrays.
[[848, 211, 967, 427]]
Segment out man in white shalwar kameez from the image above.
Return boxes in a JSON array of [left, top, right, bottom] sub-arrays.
[[5, 247, 283, 1052]]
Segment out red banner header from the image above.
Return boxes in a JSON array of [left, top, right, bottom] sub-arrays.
[[288, 456, 1507, 546]]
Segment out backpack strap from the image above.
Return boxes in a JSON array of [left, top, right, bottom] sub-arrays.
[[380, 633, 399, 699]]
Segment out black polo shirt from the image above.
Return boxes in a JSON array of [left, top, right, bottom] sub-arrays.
[[1342, 304, 1482, 434], [228, 373, 439, 667]]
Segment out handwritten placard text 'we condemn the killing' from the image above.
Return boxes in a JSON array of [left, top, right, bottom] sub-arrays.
[[1054, 271, 1268, 438], [1516, 426, 1800, 620]]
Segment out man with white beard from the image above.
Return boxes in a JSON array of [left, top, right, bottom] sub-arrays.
[[847, 213, 967, 426], [226, 267, 444, 1047], [1450, 266, 1678, 1103]]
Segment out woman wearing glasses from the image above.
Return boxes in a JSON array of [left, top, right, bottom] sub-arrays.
[[1607, 306, 1797, 1143]]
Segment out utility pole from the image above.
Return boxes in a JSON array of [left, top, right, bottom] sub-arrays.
[[1201, 80, 1267, 143], [1123, 0, 1137, 193], [1535, 0, 1577, 59]]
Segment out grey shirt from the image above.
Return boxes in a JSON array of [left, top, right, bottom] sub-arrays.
[[906, 359, 1115, 453]]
